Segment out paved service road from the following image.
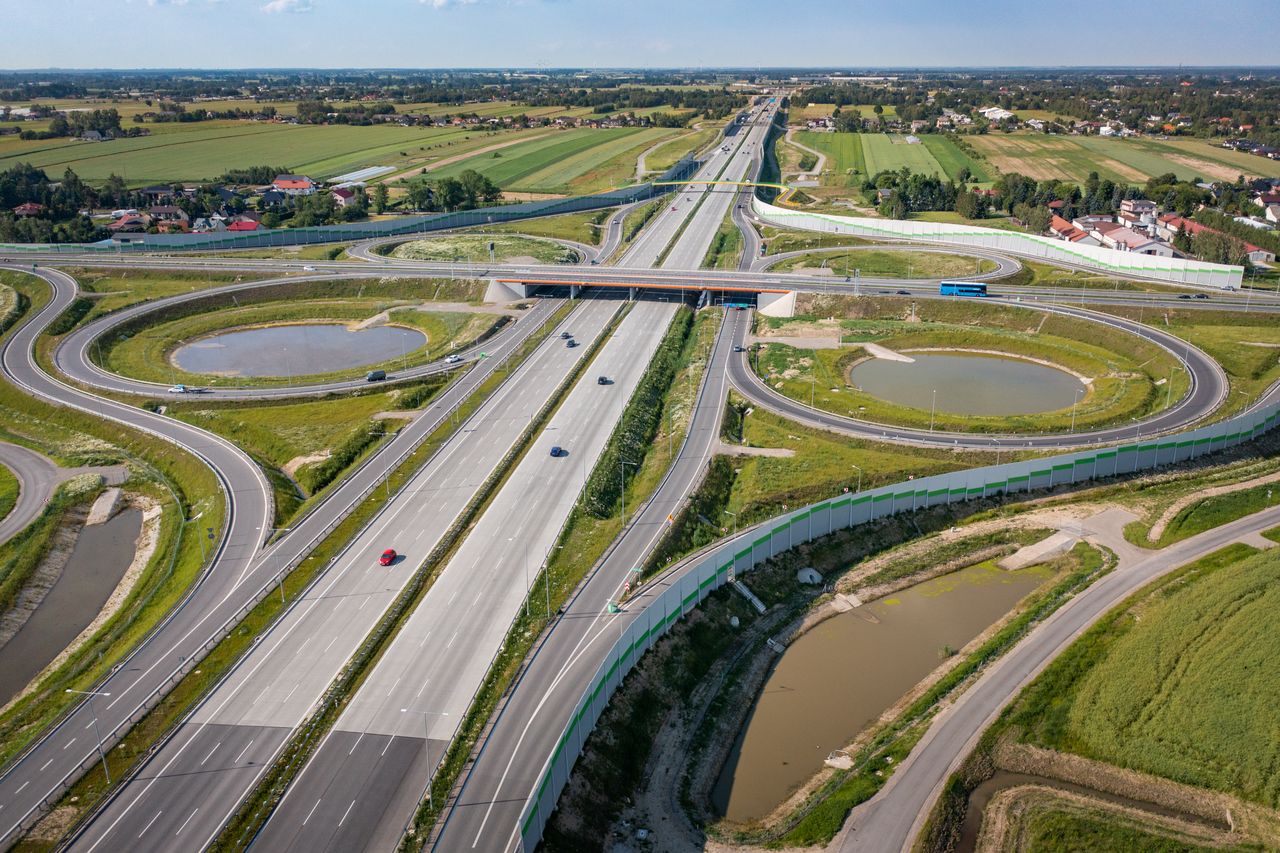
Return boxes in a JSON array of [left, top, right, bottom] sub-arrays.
[[65, 298, 616, 853], [0, 443, 60, 546], [253, 299, 679, 853], [838, 503, 1280, 853]]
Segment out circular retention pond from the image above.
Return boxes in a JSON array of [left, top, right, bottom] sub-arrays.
[[173, 324, 427, 378], [847, 353, 1086, 416]]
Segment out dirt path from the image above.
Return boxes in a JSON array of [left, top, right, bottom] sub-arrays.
[[1148, 468, 1280, 542], [786, 128, 827, 179]]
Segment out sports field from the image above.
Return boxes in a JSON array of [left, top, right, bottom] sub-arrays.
[[970, 133, 1280, 183], [424, 127, 677, 194], [861, 134, 947, 179], [792, 132, 989, 185], [793, 131, 865, 185]]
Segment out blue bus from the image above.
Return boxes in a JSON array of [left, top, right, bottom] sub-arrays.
[[939, 281, 988, 297]]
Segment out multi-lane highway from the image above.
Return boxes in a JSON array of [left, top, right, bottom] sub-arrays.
[[0, 266, 560, 846]]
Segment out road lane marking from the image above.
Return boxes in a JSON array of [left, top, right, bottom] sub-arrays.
[[233, 739, 255, 764], [62, 737, 76, 749], [200, 742, 221, 766], [338, 799, 355, 828], [175, 808, 199, 836], [38, 759, 52, 772], [138, 811, 162, 838], [302, 799, 322, 826]]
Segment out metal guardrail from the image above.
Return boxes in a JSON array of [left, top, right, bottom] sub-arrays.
[[513, 399, 1280, 852]]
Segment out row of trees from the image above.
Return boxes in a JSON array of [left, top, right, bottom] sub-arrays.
[[403, 169, 501, 212]]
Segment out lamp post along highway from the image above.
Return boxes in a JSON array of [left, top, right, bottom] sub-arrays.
[[620, 459, 639, 526], [399, 708, 449, 813], [65, 689, 111, 783]]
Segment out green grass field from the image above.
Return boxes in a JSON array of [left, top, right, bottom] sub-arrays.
[[0, 121, 495, 183], [64, 268, 259, 325], [1010, 544, 1280, 810], [423, 127, 676, 194], [1009, 800, 1238, 852], [391, 234, 577, 263], [861, 133, 948, 178], [793, 131, 866, 185], [0, 460, 17, 527], [919, 135, 992, 182], [484, 208, 610, 245], [772, 249, 995, 278], [643, 127, 718, 174]]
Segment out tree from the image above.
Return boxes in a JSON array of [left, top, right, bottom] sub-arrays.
[[372, 183, 389, 214], [955, 189, 981, 220]]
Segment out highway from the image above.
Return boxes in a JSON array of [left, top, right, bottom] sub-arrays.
[[62, 297, 619, 853], [0, 265, 560, 846], [244, 104, 780, 853], [838, 502, 1280, 853], [431, 105, 780, 853]]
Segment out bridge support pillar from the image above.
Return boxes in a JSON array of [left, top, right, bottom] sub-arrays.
[[569, 284, 580, 300], [757, 291, 795, 318], [484, 280, 530, 302], [629, 287, 637, 302]]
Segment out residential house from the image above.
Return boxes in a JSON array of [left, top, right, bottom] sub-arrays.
[[80, 130, 105, 142], [978, 106, 1015, 122], [272, 175, 317, 196], [12, 202, 45, 217], [1266, 204, 1280, 225], [1049, 214, 1101, 246], [139, 185, 174, 203], [227, 219, 261, 232], [259, 189, 288, 208], [108, 214, 150, 233], [1159, 215, 1276, 264], [1089, 221, 1173, 256], [330, 187, 358, 208], [148, 205, 189, 224]]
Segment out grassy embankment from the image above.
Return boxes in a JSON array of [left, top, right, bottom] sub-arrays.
[[390, 234, 578, 263], [922, 544, 1280, 851], [0, 461, 16, 525], [644, 126, 720, 174], [769, 249, 996, 279], [0, 271, 224, 775], [484, 207, 613, 245], [22, 300, 575, 851], [702, 210, 743, 270], [95, 278, 497, 389], [750, 296, 1185, 435], [605, 195, 670, 263], [395, 306, 716, 847]]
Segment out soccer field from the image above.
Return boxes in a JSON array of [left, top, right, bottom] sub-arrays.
[[860, 133, 947, 177]]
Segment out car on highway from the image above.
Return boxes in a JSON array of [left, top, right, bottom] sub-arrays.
[[549, 445, 566, 457], [379, 548, 397, 566], [1178, 294, 1192, 299], [444, 354, 462, 364], [566, 339, 577, 348], [169, 384, 188, 394], [733, 345, 746, 353], [366, 369, 387, 381], [897, 290, 911, 295], [1194, 293, 1210, 299], [597, 376, 611, 385], [302, 265, 317, 272]]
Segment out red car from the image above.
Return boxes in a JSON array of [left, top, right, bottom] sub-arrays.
[[379, 548, 397, 566]]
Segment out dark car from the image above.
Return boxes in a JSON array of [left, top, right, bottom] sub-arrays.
[[733, 345, 746, 353], [379, 548, 397, 566], [550, 446, 566, 457], [1177, 294, 1192, 299], [366, 370, 387, 382], [560, 331, 571, 339], [566, 339, 577, 348], [1194, 293, 1210, 299], [896, 290, 911, 295], [597, 376, 611, 385]]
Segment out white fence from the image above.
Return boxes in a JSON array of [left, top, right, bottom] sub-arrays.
[[752, 198, 1245, 290], [515, 399, 1280, 851]]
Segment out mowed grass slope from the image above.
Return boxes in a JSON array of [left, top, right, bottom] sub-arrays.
[[0, 122, 492, 183], [425, 127, 675, 194], [793, 131, 865, 186]]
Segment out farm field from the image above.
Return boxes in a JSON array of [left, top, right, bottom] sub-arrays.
[[424, 126, 677, 194], [0, 121, 506, 184], [919, 135, 991, 182], [969, 133, 1280, 184], [793, 131, 865, 185], [643, 126, 718, 174], [1009, 544, 1280, 809]]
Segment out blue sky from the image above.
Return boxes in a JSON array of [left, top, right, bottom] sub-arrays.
[[7, 0, 1279, 69]]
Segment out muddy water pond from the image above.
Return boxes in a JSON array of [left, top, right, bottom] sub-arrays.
[[847, 353, 1086, 416], [711, 562, 1053, 823], [0, 508, 142, 705], [173, 323, 426, 378]]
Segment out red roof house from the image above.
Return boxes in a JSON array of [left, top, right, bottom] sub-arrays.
[[227, 219, 261, 232], [13, 202, 45, 217]]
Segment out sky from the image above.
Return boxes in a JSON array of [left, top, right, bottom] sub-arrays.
[[5, 0, 1280, 70]]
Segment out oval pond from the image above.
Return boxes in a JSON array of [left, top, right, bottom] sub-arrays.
[[173, 323, 427, 378], [847, 353, 1086, 416]]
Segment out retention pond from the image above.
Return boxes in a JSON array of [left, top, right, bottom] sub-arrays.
[[712, 561, 1053, 823], [173, 323, 427, 378], [847, 353, 1085, 416], [0, 508, 142, 705]]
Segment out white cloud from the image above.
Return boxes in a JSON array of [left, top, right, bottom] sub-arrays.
[[262, 0, 313, 12], [419, 0, 477, 8]]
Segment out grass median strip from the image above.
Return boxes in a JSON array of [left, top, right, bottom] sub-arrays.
[[19, 300, 573, 850], [210, 301, 622, 851]]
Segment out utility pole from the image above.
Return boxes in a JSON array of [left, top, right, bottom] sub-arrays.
[[66, 690, 111, 783]]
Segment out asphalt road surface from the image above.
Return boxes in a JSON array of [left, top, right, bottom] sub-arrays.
[[0, 442, 61, 546], [252, 299, 679, 852], [839, 503, 1280, 853], [64, 297, 619, 853]]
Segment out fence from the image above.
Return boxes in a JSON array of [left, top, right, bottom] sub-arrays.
[[751, 198, 1245, 289], [0, 159, 700, 255], [514, 398, 1280, 851]]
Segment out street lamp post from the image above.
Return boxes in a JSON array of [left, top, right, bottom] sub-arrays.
[[851, 464, 862, 494], [620, 459, 638, 526], [65, 689, 111, 783], [1070, 388, 1082, 433], [723, 509, 737, 539], [399, 708, 449, 813], [930, 389, 937, 432], [991, 438, 1001, 465]]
